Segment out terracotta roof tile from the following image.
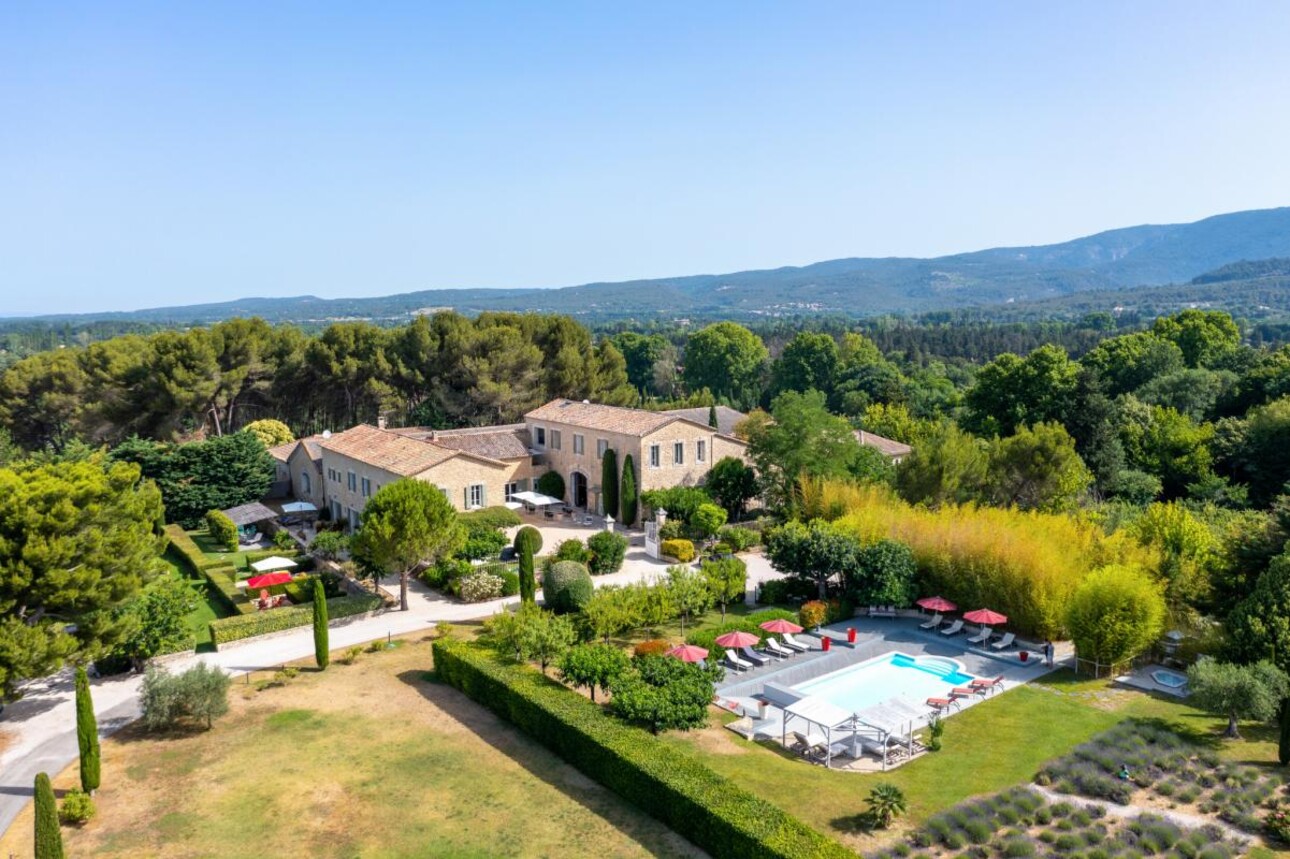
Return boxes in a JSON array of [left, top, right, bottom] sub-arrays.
[[660, 405, 747, 437], [319, 424, 458, 476], [526, 399, 694, 436], [392, 424, 532, 460]]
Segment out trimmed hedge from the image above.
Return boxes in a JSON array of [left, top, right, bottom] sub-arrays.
[[209, 594, 383, 647], [661, 538, 695, 563], [205, 564, 252, 614], [164, 525, 230, 572], [432, 640, 851, 859]]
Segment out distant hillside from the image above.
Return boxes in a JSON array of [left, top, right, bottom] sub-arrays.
[[8, 206, 1290, 326]]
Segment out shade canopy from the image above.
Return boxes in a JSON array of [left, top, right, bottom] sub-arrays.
[[222, 501, 279, 526], [714, 630, 760, 648], [759, 619, 803, 634], [280, 501, 318, 514], [963, 608, 1008, 626], [250, 555, 299, 573], [246, 572, 293, 589], [783, 695, 854, 731], [665, 644, 709, 663], [916, 596, 958, 612], [510, 490, 563, 507]]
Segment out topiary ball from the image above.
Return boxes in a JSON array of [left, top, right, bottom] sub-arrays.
[[543, 560, 593, 613], [513, 525, 543, 555]]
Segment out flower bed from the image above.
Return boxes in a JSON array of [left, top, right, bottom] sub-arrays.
[[870, 786, 1246, 859], [1036, 721, 1287, 836]]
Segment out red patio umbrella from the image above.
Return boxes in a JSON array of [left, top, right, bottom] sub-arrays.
[[714, 630, 760, 649], [665, 644, 709, 663], [917, 596, 958, 612], [963, 608, 1008, 626], [759, 619, 803, 634], [246, 572, 293, 589]]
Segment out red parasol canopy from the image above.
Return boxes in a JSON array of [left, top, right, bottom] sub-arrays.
[[759, 619, 803, 634], [247, 572, 293, 589], [714, 630, 760, 648], [963, 608, 1008, 626], [665, 644, 709, 663], [917, 596, 958, 612]]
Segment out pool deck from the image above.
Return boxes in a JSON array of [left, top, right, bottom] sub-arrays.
[[1115, 663, 1190, 698], [713, 615, 1059, 771]]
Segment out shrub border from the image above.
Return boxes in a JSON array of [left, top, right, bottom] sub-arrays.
[[209, 594, 383, 647], [432, 639, 851, 859]]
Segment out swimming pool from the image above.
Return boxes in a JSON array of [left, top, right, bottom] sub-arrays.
[[792, 652, 976, 713]]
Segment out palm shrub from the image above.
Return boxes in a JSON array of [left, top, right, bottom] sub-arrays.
[[34, 772, 64, 859], [312, 577, 329, 669], [602, 448, 619, 519], [866, 783, 908, 829], [74, 667, 100, 793], [205, 509, 238, 552], [543, 561, 593, 613], [620, 454, 637, 526]]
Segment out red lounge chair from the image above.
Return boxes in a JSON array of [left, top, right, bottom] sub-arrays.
[[970, 676, 1005, 691], [926, 697, 960, 712], [951, 686, 985, 698]]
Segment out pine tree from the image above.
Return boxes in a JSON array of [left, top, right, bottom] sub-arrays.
[[518, 539, 536, 605], [34, 772, 64, 859], [75, 666, 100, 793], [1280, 698, 1290, 766], [312, 578, 329, 669], [601, 448, 619, 520], [708, 404, 719, 429], [620, 455, 638, 527]]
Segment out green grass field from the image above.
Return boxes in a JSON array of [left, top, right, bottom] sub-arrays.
[[161, 545, 233, 651]]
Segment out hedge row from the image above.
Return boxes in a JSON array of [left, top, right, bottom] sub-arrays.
[[432, 639, 852, 859], [164, 524, 230, 572], [209, 594, 383, 647], [205, 564, 253, 614]]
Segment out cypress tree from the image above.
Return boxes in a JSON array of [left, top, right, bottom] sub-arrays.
[[34, 772, 64, 859], [312, 578, 329, 669], [75, 666, 100, 793], [518, 538, 536, 605], [601, 448, 619, 520], [1280, 698, 1290, 766], [620, 454, 638, 527], [708, 404, 719, 429]]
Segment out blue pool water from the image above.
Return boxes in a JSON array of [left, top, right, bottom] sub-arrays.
[[792, 652, 975, 713]]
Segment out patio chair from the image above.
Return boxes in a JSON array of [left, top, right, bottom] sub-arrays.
[[952, 685, 986, 699], [765, 638, 795, 658], [990, 632, 1016, 651], [724, 649, 753, 672], [966, 625, 993, 645], [739, 645, 770, 667], [970, 675, 1005, 691], [782, 632, 814, 651], [860, 738, 903, 766], [776, 635, 809, 653], [938, 619, 964, 636], [926, 696, 961, 713], [919, 613, 943, 630]]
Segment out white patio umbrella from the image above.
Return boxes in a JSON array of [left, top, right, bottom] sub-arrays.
[[280, 501, 318, 514], [249, 555, 299, 573]]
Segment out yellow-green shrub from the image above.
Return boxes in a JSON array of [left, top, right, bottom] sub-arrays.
[[829, 483, 1159, 638], [660, 539, 695, 563]]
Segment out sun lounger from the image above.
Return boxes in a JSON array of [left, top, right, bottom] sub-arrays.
[[990, 632, 1016, 651], [782, 632, 814, 651], [740, 645, 770, 666], [938, 619, 964, 636], [926, 696, 961, 713], [970, 675, 1005, 690], [724, 649, 752, 672], [775, 634, 808, 653], [951, 685, 986, 698], [765, 638, 795, 658], [919, 613, 943, 630], [966, 625, 993, 645]]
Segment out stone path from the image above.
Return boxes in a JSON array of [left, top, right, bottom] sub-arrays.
[[1031, 785, 1251, 844]]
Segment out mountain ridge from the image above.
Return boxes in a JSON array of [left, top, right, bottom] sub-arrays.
[[8, 206, 1290, 325]]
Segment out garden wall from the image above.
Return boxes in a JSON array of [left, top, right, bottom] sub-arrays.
[[432, 639, 852, 859]]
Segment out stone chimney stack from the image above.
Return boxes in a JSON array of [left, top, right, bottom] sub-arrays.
[[376, 415, 387, 430]]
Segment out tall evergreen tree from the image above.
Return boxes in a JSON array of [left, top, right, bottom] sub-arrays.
[[708, 404, 719, 428], [34, 772, 64, 859], [312, 578, 329, 669], [518, 538, 536, 605], [601, 448, 619, 520], [620, 454, 638, 527], [1281, 698, 1290, 766], [75, 666, 100, 793]]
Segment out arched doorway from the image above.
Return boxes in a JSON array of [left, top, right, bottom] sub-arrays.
[[570, 471, 588, 509]]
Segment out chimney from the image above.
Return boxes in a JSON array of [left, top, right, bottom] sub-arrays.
[[377, 416, 387, 430]]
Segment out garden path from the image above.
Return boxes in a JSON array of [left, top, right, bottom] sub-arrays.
[[1031, 785, 1251, 844]]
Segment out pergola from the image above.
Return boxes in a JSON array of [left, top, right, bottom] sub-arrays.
[[221, 502, 279, 528], [781, 696, 856, 768], [849, 698, 928, 770]]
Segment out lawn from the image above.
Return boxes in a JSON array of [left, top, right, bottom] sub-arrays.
[[160, 546, 233, 652], [0, 636, 701, 859]]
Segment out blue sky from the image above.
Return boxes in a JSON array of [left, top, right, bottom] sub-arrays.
[[2, 2, 1289, 315]]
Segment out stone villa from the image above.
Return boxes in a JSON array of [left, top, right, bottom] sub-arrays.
[[269, 399, 750, 529]]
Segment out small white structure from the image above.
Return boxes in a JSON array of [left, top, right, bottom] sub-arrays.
[[249, 555, 299, 573]]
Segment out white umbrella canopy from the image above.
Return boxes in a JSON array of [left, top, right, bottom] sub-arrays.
[[250, 555, 299, 573], [510, 490, 563, 507], [281, 501, 318, 514]]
